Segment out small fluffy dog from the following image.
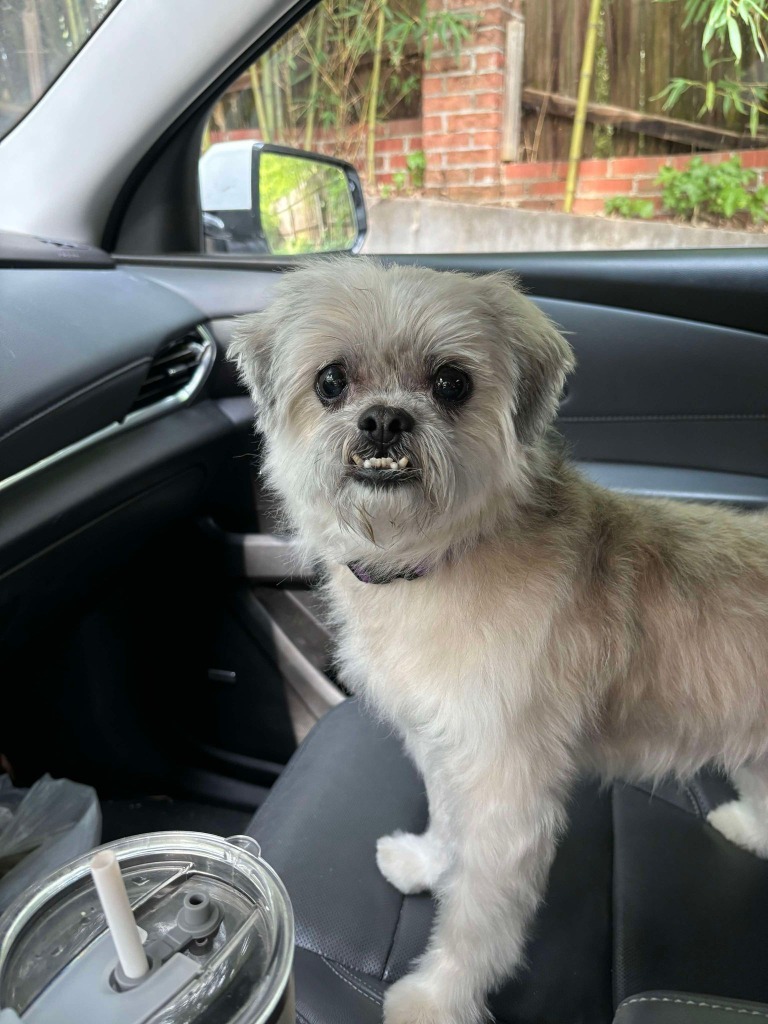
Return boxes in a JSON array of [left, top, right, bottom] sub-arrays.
[[231, 258, 768, 1024]]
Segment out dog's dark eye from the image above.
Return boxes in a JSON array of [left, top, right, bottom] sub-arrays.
[[316, 364, 348, 402], [432, 365, 471, 404]]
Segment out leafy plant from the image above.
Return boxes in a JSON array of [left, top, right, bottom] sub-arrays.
[[392, 170, 407, 190], [604, 196, 656, 219], [213, 0, 476, 182], [655, 0, 768, 137], [405, 148, 426, 188], [656, 154, 768, 222]]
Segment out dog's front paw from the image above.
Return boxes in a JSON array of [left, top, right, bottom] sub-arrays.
[[384, 972, 484, 1024], [376, 831, 448, 895], [708, 800, 768, 858]]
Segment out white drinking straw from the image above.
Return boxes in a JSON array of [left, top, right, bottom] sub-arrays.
[[90, 849, 150, 980]]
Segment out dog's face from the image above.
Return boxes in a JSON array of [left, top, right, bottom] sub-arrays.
[[230, 259, 574, 564]]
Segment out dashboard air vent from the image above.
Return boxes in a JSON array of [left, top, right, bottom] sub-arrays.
[[130, 326, 214, 413]]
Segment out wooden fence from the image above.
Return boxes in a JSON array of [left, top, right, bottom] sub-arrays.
[[520, 0, 762, 162]]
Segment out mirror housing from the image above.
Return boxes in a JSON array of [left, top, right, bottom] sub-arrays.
[[199, 141, 366, 256]]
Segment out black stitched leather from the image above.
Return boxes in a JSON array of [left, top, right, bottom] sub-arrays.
[[614, 992, 768, 1024], [248, 700, 760, 1024]]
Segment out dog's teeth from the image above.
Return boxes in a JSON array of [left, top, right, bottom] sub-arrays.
[[398, 457, 409, 468], [352, 454, 364, 467], [363, 459, 372, 469]]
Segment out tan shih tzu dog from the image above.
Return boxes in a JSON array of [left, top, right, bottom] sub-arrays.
[[230, 257, 768, 1024]]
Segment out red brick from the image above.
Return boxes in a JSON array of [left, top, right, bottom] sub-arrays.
[[475, 7, 508, 26], [528, 179, 566, 196], [472, 130, 502, 148], [473, 170, 499, 185], [610, 155, 660, 176], [503, 160, 554, 180], [424, 132, 473, 150], [502, 181, 528, 197], [580, 177, 634, 196], [445, 147, 497, 165], [375, 137, 405, 154], [422, 115, 444, 133], [379, 118, 421, 137], [445, 71, 503, 92], [446, 112, 501, 132], [424, 93, 474, 113], [633, 177, 663, 194], [738, 148, 768, 168], [475, 91, 502, 110], [423, 77, 446, 97], [427, 54, 472, 74], [441, 168, 473, 184], [475, 50, 504, 70], [579, 159, 610, 179]]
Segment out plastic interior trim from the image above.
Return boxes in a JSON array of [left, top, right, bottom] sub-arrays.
[[0, 326, 216, 496]]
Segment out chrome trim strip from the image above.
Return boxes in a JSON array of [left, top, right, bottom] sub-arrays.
[[0, 324, 216, 496]]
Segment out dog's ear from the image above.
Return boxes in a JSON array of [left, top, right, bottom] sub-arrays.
[[227, 313, 275, 411], [480, 274, 575, 445]]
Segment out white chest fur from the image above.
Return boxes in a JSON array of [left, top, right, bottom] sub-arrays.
[[325, 557, 564, 752]]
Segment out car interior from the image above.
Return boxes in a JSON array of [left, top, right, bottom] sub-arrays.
[[1, 1, 767, 1022]]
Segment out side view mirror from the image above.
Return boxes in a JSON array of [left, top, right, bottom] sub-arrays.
[[199, 141, 367, 256]]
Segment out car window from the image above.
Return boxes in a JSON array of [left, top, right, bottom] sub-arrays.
[[199, 0, 768, 255], [0, 0, 121, 141]]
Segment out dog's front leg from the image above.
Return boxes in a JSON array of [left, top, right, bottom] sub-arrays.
[[377, 733, 452, 895], [383, 770, 566, 1024]]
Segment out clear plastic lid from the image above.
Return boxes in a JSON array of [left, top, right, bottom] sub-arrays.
[[0, 832, 293, 1024]]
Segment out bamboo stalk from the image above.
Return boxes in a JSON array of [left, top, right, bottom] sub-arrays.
[[563, 0, 602, 213], [249, 63, 271, 142], [367, 0, 387, 185], [262, 57, 276, 141], [273, 56, 284, 142], [304, 9, 327, 150], [64, 0, 81, 46], [201, 119, 211, 153]]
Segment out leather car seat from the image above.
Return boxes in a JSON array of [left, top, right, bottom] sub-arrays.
[[246, 699, 768, 1024]]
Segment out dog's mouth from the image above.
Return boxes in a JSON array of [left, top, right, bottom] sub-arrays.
[[344, 451, 420, 487]]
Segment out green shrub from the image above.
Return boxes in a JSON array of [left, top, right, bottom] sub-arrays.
[[392, 170, 407, 191], [604, 196, 655, 219], [406, 149, 426, 189], [656, 155, 768, 225]]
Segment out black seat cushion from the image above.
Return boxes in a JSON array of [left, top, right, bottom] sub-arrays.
[[246, 699, 768, 1024]]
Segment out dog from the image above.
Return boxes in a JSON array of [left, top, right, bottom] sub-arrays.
[[230, 257, 768, 1024]]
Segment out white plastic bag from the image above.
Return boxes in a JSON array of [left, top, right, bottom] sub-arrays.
[[0, 774, 101, 914]]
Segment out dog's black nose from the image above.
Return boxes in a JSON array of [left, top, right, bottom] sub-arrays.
[[357, 405, 414, 450]]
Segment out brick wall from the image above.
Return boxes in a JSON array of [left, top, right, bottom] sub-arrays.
[[211, 107, 768, 217], [503, 147, 768, 215], [421, 0, 516, 200]]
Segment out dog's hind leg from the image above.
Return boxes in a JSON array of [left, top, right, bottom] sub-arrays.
[[708, 761, 768, 857]]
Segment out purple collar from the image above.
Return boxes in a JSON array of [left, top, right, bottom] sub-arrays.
[[347, 561, 430, 584]]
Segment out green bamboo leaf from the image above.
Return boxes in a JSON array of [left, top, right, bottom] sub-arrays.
[[727, 16, 743, 60], [749, 102, 759, 135], [706, 79, 716, 110]]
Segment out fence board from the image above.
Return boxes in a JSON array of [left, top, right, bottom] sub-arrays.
[[520, 0, 757, 162]]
